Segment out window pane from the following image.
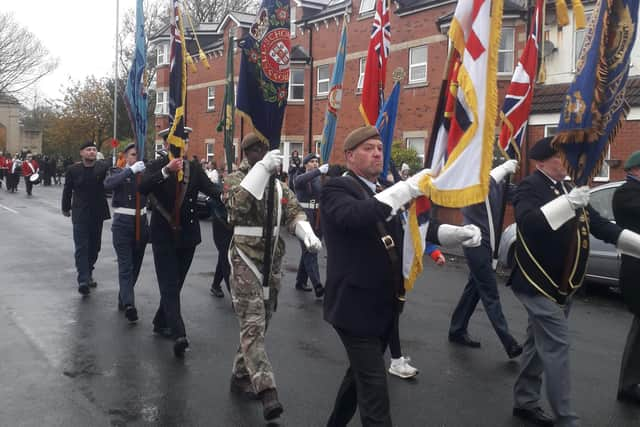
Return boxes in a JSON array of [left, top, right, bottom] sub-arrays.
[[292, 68, 304, 84], [208, 87, 215, 98], [360, 0, 375, 13], [407, 137, 425, 156], [318, 81, 329, 94], [500, 29, 514, 50], [292, 86, 304, 100], [410, 67, 426, 83], [410, 46, 427, 64], [498, 52, 514, 73], [318, 65, 329, 81]]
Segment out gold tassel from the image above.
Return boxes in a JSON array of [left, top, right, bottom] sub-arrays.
[[556, 0, 569, 28], [572, 0, 586, 30], [186, 54, 197, 73], [199, 49, 210, 69]]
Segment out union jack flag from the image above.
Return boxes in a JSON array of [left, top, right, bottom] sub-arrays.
[[498, 0, 542, 161], [359, 0, 390, 126]]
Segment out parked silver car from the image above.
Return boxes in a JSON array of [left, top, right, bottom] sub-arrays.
[[497, 180, 624, 287]]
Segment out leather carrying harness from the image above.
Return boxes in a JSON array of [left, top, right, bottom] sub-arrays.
[[148, 160, 191, 238]]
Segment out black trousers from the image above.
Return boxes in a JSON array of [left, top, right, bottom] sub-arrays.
[[211, 217, 232, 291], [151, 244, 195, 339], [327, 328, 392, 427], [618, 315, 640, 392], [73, 220, 104, 285], [24, 176, 33, 195]]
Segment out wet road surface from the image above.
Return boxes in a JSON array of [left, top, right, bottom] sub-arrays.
[[0, 184, 639, 426]]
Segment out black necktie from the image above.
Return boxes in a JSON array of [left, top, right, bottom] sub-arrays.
[[375, 183, 383, 194]]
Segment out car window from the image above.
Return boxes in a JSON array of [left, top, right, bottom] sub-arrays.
[[589, 186, 617, 221]]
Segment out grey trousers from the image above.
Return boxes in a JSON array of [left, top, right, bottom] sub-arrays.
[[618, 315, 640, 392], [513, 291, 580, 427]]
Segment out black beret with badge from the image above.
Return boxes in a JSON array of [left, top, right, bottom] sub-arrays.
[[528, 136, 558, 161]]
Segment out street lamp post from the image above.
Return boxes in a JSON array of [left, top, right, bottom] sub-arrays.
[[112, 0, 120, 165]]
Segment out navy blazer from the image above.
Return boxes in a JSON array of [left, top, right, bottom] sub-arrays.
[[62, 161, 111, 224], [321, 174, 439, 337], [139, 157, 220, 248]]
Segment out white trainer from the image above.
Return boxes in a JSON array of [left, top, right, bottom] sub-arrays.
[[388, 356, 418, 379]]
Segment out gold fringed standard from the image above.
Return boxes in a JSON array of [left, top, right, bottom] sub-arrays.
[[556, 0, 570, 28], [573, 0, 586, 29]]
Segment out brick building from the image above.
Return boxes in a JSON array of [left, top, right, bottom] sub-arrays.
[[150, 0, 640, 224]]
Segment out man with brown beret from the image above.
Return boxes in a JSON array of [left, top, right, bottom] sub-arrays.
[[224, 133, 322, 421], [321, 125, 481, 426]]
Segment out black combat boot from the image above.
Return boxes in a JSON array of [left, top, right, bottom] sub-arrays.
[[259, 388, 283, 420]]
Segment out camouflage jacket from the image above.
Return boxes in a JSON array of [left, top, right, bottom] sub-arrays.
[[224, 159, 306, 274]]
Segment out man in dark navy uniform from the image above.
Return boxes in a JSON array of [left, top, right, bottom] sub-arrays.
[[509, 137, 640, 427], [321, 126, 481, 426], [62, 141, 110, 295], [139, 128, 221, 357], [104, 143, 148, 323], [293, 152, 327, 297]]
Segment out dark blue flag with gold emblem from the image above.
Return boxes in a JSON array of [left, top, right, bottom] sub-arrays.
[[236, 0, 290, 148], [555, 0, 638, 185]]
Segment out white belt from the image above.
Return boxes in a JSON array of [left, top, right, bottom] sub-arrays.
[[114, 207, 147, 216], [233, 226, 278, 237], [299, 201, 319, 209]]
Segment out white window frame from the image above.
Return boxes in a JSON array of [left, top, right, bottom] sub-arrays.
[[155, 90, 168, 115], [357, 58, 366, 90], [544, 125, 557, 137], [207, 87, 215, 111], [281, 141, 304, 171], [290, 6, 297, 38], [408, 45, 428, 84], [317, 65, 330, 96], [315, 140, 322, 156], [206, 142, 214, 162], [498, 27, 515, 75], [405, 137, 425, 161], [156, 43, 169, 65], [288, 67, 305, 101], [359, 0, 375, 14]]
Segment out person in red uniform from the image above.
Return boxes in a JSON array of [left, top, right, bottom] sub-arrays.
[[0, 151, 8, 190], [22, 153, 39, 196]]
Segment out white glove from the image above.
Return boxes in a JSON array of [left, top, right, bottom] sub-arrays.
[[437, 224, 482, 248], [295, 221, 322, 253], [490, 159, 518, 183], [374, 168, 431, 215], [566, 185, 590, 209], [319, 164, 329, 174], [617, 229, 640, 258], [130, 161, 146, 174], [258, 149, 283, 174]]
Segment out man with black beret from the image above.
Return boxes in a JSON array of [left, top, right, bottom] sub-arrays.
[[104, 143, 148, 323], [322, 125, 481, 426], [62, 141, 111, 296], [613, 150, 640, 405], [139, 127, 221, 357], [509, 137, 640, 426], [293, 152, 328, 296]]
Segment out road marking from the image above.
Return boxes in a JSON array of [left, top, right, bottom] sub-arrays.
[[0, 204, 18, 214]]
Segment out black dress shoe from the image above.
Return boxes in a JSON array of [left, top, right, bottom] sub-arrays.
[[124, 305, 138, 323], [117, 300, 125, 312], [617, 384, 640, 404], [88, 279, 97, 288], [512, 407, 554, 426], [295, 283, 313, 292], [78, 283, 90, 296], [259, 388, 283, 421], [507, 342, 523, 359], [173, 337, 189, 357], [448, 333, 481, 348], [210, 284, 224, 298], [313, 284, 325, 299]]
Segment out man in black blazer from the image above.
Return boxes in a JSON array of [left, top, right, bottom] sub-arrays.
[[613, 150, 640, 405], [509, 138, 640, 427], [139, 128, 221, 357], [321, 126, 481, 426], [62, 141, 111, 296]]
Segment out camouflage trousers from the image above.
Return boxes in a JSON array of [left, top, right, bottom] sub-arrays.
[[230, 252, 281, 394]]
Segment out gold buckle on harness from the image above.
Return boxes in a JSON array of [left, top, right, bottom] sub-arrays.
[[381, 235, 395, 249]]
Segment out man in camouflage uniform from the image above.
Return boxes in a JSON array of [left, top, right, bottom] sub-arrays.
[[224, 133, 322, 421]]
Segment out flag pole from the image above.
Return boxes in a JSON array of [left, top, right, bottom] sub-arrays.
[[112, 0, 120, 165], [424, 41, 453, 168]]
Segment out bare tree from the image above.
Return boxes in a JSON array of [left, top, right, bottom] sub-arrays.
[[183, 0, 258, 23], [0, 13, 58, 95]]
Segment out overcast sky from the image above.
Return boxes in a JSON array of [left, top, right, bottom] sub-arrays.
[[6, 0, 139, 101]]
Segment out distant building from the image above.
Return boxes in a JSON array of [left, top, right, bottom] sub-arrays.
[[0, 93, 43, 156]]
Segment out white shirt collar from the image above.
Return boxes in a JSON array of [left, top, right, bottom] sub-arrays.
[[356, 175, 377, 193]]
